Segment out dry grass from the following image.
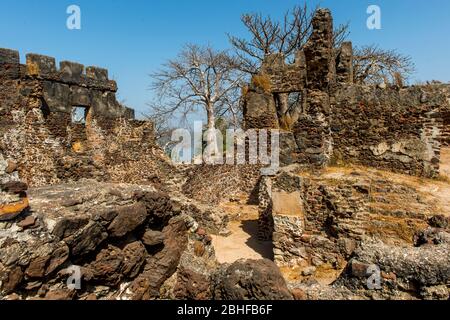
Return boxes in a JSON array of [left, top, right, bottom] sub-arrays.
[[251, 73, 272, 93], [298, 161, 450, 219], [314, 262, 346, 285]]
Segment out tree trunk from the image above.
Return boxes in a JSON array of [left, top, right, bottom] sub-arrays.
[[206, 106, 216, 131], [204, 104, 220, 163]]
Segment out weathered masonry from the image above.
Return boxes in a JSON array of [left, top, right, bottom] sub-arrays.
[[243, 9, 450, 179], [0, 49, 168, 187], [244, 9, 450, 269]]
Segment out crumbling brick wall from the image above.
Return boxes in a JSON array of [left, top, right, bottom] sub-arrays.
[[242, 9, 448, 178], [0, 48, 171, 187]]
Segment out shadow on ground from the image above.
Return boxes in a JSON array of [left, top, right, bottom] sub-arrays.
[[241, 220, 274, 261]]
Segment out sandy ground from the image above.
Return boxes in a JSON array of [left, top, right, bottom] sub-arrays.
[[211, 202, 273, 264]]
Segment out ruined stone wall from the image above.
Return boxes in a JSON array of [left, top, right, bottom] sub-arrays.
[[444, 116, 450, 146], [242, 9, 447, 178], [182, 164, 261, 205], [331, 84, 446, 177], [0, 48, 171, 187], [244, 9, 337, 168]]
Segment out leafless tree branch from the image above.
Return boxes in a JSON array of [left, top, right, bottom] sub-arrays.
[[229, 4, 350, 74], [353, 45, 415, 85]]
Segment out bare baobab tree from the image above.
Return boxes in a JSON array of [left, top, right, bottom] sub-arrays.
[[353, 45, 415, 85], [149, 44, 246, 158]]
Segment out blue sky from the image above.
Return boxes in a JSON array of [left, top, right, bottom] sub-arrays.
[[1, 0, 449, 118]]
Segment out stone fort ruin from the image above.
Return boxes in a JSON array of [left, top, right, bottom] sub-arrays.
[[1, 10, 449, 188], [0, 48, 175, 188], [243, 9, 450, 179], [1, 8, 450, 301]]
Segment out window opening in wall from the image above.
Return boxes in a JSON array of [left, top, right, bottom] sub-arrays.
[[274, 92, 304, 130], [71, 106, 89, 124]]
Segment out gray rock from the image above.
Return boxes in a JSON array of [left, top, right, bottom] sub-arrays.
[[107, 202, 148, 238], [60, 61, 84, 82], [212, 259, 293, 300], [350, 240, 450, 287], [26, 53, 56, 75]]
